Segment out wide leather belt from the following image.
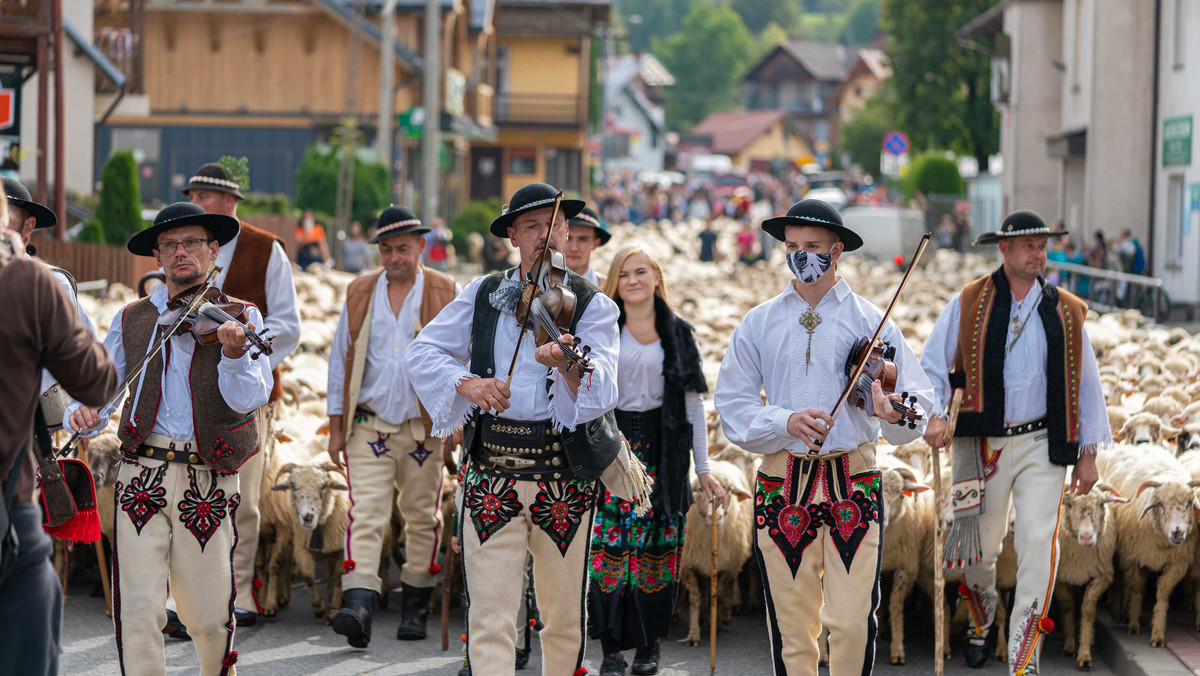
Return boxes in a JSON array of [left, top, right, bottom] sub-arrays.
[[472, 414, 570, 479], [1003, 418, 1047, 437], [125, 445, 207, 466]]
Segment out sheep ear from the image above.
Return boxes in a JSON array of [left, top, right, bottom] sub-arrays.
[[330, 480, 349, 491], [271, 481, 291, 492], [1136, 480, 1162, 497], [1103, 493, 1129, 505], [902, 481, 930, 495], [274, 432, 294, 444], [317, 424, 331, 436], [319, 461, 341, 473], [1114, 428, 1127, 442], [732, 488, 753, 502]]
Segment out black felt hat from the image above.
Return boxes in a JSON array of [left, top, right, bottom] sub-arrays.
[[182, 162, 245, 200], [2, 177, 56, 230], [972, 210, 1066, 246], [489, 182, 585, 238], [370, 205, 430, 243], [761, 199, 862, 251], [126, 202, 240, 257], [568, 205, 612, 246]]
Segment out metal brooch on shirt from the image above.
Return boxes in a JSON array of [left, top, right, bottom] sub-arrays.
[[798, 306, 822, 374]]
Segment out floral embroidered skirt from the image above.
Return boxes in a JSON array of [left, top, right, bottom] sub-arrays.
[[588, 408, 685, 650]]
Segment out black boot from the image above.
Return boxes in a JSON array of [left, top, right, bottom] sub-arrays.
[[163, 609, 191, 641], [331, 588, 378, 648], [600, 652, 627, 676], [396, 583, 433, 640], [631, 640, 660, 675], [515, 647, 530, 670], [233, 608, 257, 627], [457, 654, 471, 676], [963, 625, 997, 669]]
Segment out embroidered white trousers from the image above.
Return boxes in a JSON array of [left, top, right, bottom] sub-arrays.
[[960, 430, 1067, 675], [342, 414, 445, 592], [112, 457, 240, 676]]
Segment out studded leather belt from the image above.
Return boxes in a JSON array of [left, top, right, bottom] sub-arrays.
[[1003, 418, 1047, 437], [125, 445, 207, 466], [471, 414, 570, 479]]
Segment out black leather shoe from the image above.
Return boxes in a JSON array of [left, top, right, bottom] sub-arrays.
[[234, 609, 257, 627], [963, 625, 997, 669], [331, 588, 378, 649], [396, 583, 433, 640], [457, 658, 471, 676], [515, 647, 530, 670], [631, 640, 659, 675], [163, 609, 191, 641], [601, 652, 627, 676]]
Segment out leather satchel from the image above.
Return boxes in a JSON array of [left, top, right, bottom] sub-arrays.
[[558, 411, 623, 481]]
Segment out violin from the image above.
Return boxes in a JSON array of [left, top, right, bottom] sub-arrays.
[[843, 337, 923, 429], [160, 284, 274, 360], [504, 191, 596, 386]]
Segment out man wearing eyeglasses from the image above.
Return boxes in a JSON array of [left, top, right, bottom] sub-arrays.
[[182, 161, 301, 630], [64, 202, 273, 676]]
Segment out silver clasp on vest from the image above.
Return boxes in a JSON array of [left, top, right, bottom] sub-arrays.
[[488, 455, 535, 469]]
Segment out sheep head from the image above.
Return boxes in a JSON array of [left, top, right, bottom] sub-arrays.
[[1136, 480, 1195, 546], [1176, 424, 1200, 455], [1117, 412, 1177, 446], [271, 463, 348, 531], [879, 465, 928, 533], [1061, 483, 1126, 548]]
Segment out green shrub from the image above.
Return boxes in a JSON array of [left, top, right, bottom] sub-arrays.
[[449, 198, 503, 251], [96, 151, 143, 243], [294, 146, 391, 230], [901, 153, 965, 200], [240, 192, 291, 217], [74, 218, 107, 245]]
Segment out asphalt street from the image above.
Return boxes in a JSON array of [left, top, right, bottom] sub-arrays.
[[60, 570, 1115, 676]]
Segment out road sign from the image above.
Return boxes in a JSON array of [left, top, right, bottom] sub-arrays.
[[882, 130, 909, 157]]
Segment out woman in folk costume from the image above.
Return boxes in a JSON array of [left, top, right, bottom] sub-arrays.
[[921, 211, 1109, 676], [589, 245, 728, 676], [715, 199, 934, 676]]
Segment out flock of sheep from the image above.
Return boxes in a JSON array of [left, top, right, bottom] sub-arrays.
[[65, 216, 1200, 670]]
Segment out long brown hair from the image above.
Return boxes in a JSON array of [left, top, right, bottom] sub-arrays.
[[602, 244, 671, 308]]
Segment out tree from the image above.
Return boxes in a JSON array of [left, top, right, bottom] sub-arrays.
[[89, 151, 142, 245], [752, 22, 792, 65], [655, 2, 754, 130], [616, 0, 693, 53], [880, 0, 998, 170], [837, 92, 891, 177], [839, 0, 881, 44], [294, 146, 391, 228], [901, 153, 965, 199], [731, 0, 799, 34]]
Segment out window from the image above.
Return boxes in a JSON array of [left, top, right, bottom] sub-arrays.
[[544, 148, 581, 193], [1167, 175, 1186, 268], [509, 148, 536, 175], [1175, 0, 1186, 69]]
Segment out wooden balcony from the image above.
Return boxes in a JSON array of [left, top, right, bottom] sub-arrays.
[[467, 83, 494, 128], [0, 0, 50, 66], [494, 92, 585, 127]]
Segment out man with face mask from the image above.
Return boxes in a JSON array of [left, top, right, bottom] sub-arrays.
[[921, 211, 1109, 676], [715, 199, 933, 676], [63, 202, 273, 676], [406, 182, 620, 676], [326, 205, 461, 648]]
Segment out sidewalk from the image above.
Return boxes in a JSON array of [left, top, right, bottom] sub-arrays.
[[1094, 611, 1193, 676]]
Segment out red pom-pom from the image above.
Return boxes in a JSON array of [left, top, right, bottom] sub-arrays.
[[343, 559, 356, 573], [429, 563, 442, 575], [1038, 617, 1054, 634], [893, 254, 904, 266], [958, 584, 971, 599], [574, 669, 589, 676], [460, 634, 468, 643], [222, 651, 239, 667], [529, 619, 537, 627], [254, 579, 263, 590]]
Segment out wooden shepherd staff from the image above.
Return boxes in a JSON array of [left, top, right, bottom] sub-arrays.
[[442, 542, 456, 651], [931, 388, 964, 676], [710, 494, 719, 675]]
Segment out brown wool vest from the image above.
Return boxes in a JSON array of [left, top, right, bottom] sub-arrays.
[[221, 220, 286, 402], [340, 266, 458, 439], [116, 297, 261, 473]]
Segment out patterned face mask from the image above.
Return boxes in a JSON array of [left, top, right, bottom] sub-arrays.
[[787, 250, 834, 285]]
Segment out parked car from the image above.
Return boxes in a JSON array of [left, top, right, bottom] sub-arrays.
[[803, 187, 848, 211], [840, 205, 928, 265]]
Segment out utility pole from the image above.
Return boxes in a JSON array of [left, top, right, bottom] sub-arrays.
[[422, 0, 440, 225], [379, 0, 396, 185]]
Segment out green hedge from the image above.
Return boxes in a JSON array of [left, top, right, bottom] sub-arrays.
[[82, 151, 143, 245], [294, 146, 391, 229], [901, 154, 965, 200], [449, 198, 503, 251]]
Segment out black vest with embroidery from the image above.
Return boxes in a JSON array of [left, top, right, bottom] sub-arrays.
[[463, 268, 607, 475]]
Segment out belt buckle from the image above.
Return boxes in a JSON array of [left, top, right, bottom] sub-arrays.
[[488, 455, 535, 469]]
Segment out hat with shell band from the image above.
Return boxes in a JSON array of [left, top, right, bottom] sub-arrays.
[[370, 204, 430, 243], [126, 202, 240, 257], [182, 162, 245, 200], [567, 205, 611, 246], [489, 182, 585, 238], [761, 198, 862, 251]]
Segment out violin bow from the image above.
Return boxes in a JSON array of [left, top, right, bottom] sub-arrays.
[[826, 235, 931, 430], [504, 190, 565, 389], [57, 265, 224, 458]]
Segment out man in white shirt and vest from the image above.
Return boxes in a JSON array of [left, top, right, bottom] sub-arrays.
[[921, 211, 1109, 676], [406, 182, 621, 676], [184, 161, 301, 628], [563, 204, 610, 286], [326, 205, 461, 647], [65, 202, 273, 676], [715, 199, 933, 676]]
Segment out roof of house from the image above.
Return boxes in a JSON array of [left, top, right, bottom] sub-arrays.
[[690, 109, 787, 155], [773, 40, 855, 81], [829, 48, 891, 105], [605, 53, 674, 98]]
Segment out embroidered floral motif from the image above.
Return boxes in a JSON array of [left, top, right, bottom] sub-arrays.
[[408, 441, 433, 466], [368, 433, 390, 457], [211, 437, 235, 461], [755, 468, 821, 578], [1010, 599, 1048, 670], [121, 414, 144, 447], [1058, 301, 1082, 444], [959, 582, 996, 634], [117, 463, 168, 535], [464, 465, 522, 545], [824, 470, 882, 573], [177, 467, 231, 551], [530, 479, 596, 556]]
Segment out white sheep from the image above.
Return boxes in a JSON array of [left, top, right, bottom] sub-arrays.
[[1175, 450, 1200, 631], [1053, 483, 1127, 669], [1115, 411, 1178, 446], [1173, 401, 1200, 428], [271, 461, 351, 621], [1142, 396, 1184, 426], [678, 459, 753, 647], [258, 429, 326, 616], [1175, 424, 1200, 456], [1096, 444, 1199, 646]]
